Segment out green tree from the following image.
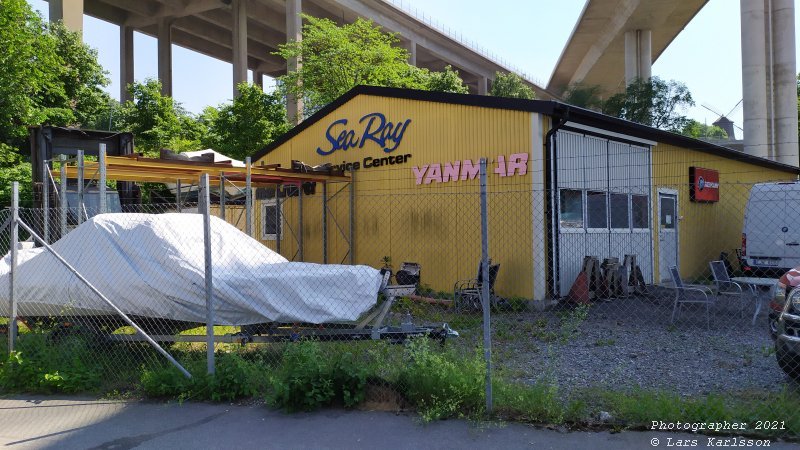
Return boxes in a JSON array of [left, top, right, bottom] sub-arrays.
[[603, 77, 694, 131], [681, 119, 728, 139], [0, 0, 110, 206], [422, 65, 469, 94], [277, 15, 468, 116], [562, 83, 604, 110], [489, 72, 535, 99], [117, 79, 193, 154], [49, 23, 111, 128], [203, 83, 290, 161]]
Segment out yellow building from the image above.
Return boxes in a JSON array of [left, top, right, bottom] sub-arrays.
[[251, 86, 799, 302]]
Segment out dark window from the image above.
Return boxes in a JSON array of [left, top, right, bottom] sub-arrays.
[[262, 202, 282, 239], [609, 193, 629, 229], [559, 189, 584, 228], [632, 195, 649, 229], [587, 191, 608, 229]]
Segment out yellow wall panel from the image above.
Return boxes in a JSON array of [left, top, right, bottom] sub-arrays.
[[651, 144, 795, 281], [256, 95, 536, 298]]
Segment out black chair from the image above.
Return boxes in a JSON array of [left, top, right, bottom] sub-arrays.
[[454, 260, 500, 312]]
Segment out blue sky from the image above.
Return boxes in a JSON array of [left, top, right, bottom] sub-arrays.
[[28, 0, 800, 138]]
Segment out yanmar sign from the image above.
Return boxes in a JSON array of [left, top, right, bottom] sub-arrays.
[[689, 167, 720, 203]]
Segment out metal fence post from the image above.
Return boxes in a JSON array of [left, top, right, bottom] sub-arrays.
[[59, 155, 67, 237], [298, 183, 304, 261], [245, 157, 252, 237], [349, 171, 355, 265], [276, 184, 282, 255], [176, 179, 182, 213], [8, 182, 18, 353], [43, 160, 50, 244], [77, 150, 84, 224], [99, 143, 107, 214], [479, 158, 493, 414], [219, 174, 226, 220], [322, 182, 328, 264], [200, 174, 215, 375]]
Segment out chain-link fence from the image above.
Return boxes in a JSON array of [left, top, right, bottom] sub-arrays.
[[2, 157, 800, 439]]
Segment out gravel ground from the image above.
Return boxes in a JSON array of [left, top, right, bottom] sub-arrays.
[[484, 290, 797, 396]]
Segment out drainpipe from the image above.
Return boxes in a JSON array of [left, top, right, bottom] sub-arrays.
[[545, 105, 570, 300]]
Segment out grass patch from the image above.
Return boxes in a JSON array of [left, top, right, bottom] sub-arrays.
[[1, 331, 800, 440]]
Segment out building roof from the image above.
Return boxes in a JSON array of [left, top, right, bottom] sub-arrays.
[[252, 85, 800, 174]]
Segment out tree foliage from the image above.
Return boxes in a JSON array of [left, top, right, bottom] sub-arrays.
[[117, 79, 205, 155], [489, 72, 535, 99], [681, 119, 728, 139], [202, 83, 290, 161], [562, 83, 604, 110], [277, 15, 468, 116], [603, 77, 694, 131], [0, 0, 110, 206]]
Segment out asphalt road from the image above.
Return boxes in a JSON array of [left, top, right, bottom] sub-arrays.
[[0, 396, 795, 449]]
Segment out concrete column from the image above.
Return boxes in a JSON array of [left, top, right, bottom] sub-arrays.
[[158, 18, 173, 97], [120, 25, 134, 103], [403, 40, 417, 66], [255, 71, 265, 90], [478, 76, 488, 95], [232, 0, 248, 97], [624, 30, 652, 85], [49, 0, 84, 34], [771, 0, 798, 166], [638, 30, 652, 80], [741, 0, 769, 158], [286, 0, 303, 124]]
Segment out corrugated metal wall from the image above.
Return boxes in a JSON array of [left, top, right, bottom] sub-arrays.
[[554, 130, 653, 295], [256, 95, 538, 298]]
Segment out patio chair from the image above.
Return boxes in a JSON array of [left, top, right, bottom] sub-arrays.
[[454, 260, 500, 312], [669, 266, 715, 329], [709, 260, 746, 317]]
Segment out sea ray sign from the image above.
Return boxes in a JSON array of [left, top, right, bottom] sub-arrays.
[[689, 166, 720, 203]]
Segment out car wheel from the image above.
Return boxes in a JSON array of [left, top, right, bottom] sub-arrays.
[[776, 342, 800, 379], [769, 316, 779, 340]]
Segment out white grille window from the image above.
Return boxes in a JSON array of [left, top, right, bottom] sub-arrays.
[[261, 200, 282, 241]]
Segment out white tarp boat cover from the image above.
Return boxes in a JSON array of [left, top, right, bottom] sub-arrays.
[[0, 214, 382, 325]]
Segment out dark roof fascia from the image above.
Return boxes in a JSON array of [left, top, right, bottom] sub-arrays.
[[252, 85, 799, 175], [251, 85, 556, 161]]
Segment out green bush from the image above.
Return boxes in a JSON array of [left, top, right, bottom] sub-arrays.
[[397, 339, 485, 421], [267, 340, 369, 412], [140, 353, 265, 402], [0, 334, 103, 393]]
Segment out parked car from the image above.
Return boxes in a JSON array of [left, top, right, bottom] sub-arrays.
[[773, 267, 800, 378], [742, 182, 800, 277]]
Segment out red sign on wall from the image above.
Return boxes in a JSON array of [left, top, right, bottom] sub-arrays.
[[689, 167, 720, 203]]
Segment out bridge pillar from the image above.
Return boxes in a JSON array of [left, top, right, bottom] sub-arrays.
[[49, 0, 83, 35], [624, 29, 651, 85], [158, 18, 173, 97], [120, 25, 134, 103], [286, 0, 303, 124], [741, 0, 797, 165], [232, 0, 248, 97]]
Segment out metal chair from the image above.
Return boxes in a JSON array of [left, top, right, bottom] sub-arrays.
[[454, 261, 500, 312], [709, 260, 746, 317], [669, 265, 714, 329]]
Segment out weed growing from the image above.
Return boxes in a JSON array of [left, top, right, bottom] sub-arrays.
[[397, 339, 486, 421]]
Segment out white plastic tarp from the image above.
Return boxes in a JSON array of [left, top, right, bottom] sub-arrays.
[[0, 214, 381, 325]]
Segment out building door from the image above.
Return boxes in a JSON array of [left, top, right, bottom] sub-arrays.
[[658, 191, 679, 282]]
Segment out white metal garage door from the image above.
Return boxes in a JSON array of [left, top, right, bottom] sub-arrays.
[[554, 129, 653, 297]]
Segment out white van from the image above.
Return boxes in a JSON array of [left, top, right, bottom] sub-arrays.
[[742, 181, 800, 273]]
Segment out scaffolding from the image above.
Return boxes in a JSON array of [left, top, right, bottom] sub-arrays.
[[44, 148, 354, 262]]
